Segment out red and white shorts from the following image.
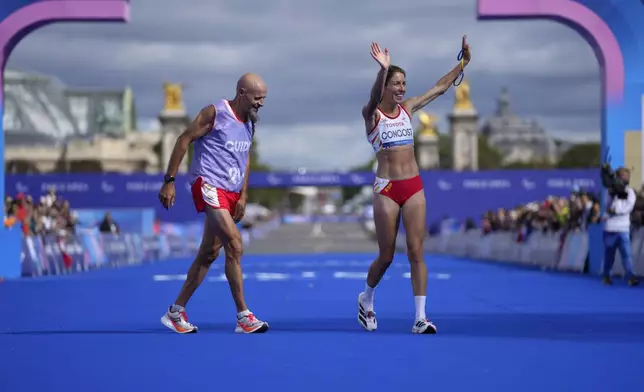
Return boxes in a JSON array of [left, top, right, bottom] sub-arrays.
[[373, 175, 423, 206], [191, 176, 241, 215]]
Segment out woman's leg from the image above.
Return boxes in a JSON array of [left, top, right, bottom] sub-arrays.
[[401, 190, 436, 333], [358, 193, 401, 331]]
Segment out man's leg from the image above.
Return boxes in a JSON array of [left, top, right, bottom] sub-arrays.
[[161, 218, 222, 334], [602, 231, 618, 284], [401, 190, 436, 334], [205, 205, 269, 333], [616, 232, 639, 285], [174, 234, 223, 307], [358, 193, 401, 331]]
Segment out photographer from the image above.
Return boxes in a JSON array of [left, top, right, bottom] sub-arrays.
[[601, 166, 639, 286]]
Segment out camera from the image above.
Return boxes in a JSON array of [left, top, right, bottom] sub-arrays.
[[601, 163, 629, 199]]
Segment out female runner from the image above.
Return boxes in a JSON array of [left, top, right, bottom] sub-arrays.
[[357, 37, 471, 334]]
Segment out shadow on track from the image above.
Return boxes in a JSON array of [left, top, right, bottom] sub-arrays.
[[5, 312, 643, 343]]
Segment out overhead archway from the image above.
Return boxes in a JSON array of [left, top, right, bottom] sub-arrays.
[[477, 0, 643, 178], [0, 0, 130, 201], [0, 0, 129, 277]]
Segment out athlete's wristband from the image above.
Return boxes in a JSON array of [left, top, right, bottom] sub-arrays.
[[163, 174, 175, 184]]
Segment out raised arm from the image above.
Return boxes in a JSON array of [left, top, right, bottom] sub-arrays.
[[164, 104, 216, 178], [362, 42, 391, 128], [404, 35, 471, 114]]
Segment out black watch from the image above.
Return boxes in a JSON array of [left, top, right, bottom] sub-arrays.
[[164, 174, 175, 184]]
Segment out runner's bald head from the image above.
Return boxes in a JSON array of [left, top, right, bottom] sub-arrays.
[[237, 73, 267, 96], [235, 73, 267, 125]]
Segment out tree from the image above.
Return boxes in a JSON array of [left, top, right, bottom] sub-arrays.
[[437, 134, 503, 170], [557, 143, 601, 168], [477, 136, 504, 170], [438, 135, 452, 169], [503, 159, 554, 169], [246, 137, 285, 208], [249, 138, 271, 172], [187, 143, 194, 168]]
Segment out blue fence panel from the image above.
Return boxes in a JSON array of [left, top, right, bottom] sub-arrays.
[[420, 169, 600, 224], [75, 208, 156, 236], [6, 169, 599, 224]]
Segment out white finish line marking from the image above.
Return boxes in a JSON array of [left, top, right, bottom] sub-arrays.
[[333, 272, 368, 279], [402, 272, 451, 280], [153, 271, 450, 282], [153, 274, 186, 281], [256, 273, 290, 281]]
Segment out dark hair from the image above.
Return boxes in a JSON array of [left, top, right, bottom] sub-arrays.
[[617, 166, 630, 176], [385, 65, 406, 85]]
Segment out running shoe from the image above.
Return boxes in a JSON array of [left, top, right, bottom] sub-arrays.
[[235, 312, 269, 333], [357, 292, 377, 331], [412, 318, 437, 334], [161, 306, 198, 334]]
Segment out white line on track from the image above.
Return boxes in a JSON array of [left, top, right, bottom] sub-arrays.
[[153, 271, 451, 282]]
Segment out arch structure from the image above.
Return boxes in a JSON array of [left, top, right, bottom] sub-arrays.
[[0, 0, 130, 201], [0, 0, 129, 278], [477, 0, 644, 177]]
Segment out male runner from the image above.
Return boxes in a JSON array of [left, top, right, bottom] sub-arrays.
[[158, 73, 269, 334]]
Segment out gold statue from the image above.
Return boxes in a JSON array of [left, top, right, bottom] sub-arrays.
[[163, 82, 185, 111], [454, 78, 473, 110], [417, 111, 438, 137]]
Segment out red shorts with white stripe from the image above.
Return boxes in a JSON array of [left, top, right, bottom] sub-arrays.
[[373, 175, 423, 206], [191, 176, 240, 215]]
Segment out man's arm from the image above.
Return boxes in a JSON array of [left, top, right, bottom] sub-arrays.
[[164, 104, 216, 177], [404, 63, 465, 115], [240, 151, 252, 201], [611, 188, 636, 215]]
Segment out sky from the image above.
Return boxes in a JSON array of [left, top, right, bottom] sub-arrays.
[[5, 0, 602, 170]]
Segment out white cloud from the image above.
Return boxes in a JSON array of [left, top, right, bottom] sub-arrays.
[[12, 34, 265, 74], [256, 121, 373, 170], [4, 0, 603, 170]]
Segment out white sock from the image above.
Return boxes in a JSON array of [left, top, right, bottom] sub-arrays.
[[414, 296, 426, 321], [237, 309, 251, 319], [364, 283, 375, 307]]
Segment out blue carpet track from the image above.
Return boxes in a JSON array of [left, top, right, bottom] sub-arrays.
[[1, 253, 643, 391]]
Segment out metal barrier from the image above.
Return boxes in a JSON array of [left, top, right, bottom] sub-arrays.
[[19, 218, 282, 278], [397, 227, 644, 277]]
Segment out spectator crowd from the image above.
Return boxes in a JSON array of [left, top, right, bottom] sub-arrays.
[[4, 187, 77, 237], [475, 186, 644, 240]]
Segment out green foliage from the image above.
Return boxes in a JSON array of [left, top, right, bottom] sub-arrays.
[[350, 135, 599, 172], [557, 143, 601, 168], [437, 134, 503, 169], [246, 137, 285, 208], [477, 136, 504, 170]]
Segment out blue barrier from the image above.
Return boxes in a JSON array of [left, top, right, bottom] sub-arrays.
[[14, 218, 281, 279], [587, 224, 605, 275], [6, 169, 600, 224], [75, 208, 156, 236], [19, 230, 201, 277], [0, 227, 23, 279], [411, 225, 644, 279]]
